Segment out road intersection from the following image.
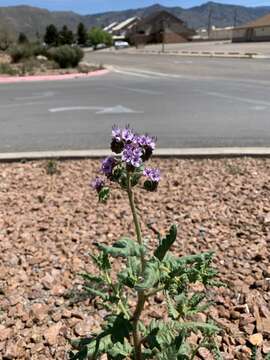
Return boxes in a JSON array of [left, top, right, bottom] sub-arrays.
[[0, 53, 270, 152]]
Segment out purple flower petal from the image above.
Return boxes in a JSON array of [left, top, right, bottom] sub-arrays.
[[143, 168, 160, 182], [92, 177, 105, 192], [101, 156, 116, 176]]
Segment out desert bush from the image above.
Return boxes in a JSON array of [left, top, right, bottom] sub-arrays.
[[9, 44, 33, 63], [0, 63, 18, 75], [69, 126, 222, 360], [9, 42, 48, 63], [47, 45, 83, 68]]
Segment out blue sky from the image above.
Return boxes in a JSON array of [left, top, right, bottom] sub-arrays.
[[1, 0, 269, 14]]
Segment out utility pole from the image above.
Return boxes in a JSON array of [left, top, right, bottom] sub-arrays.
[[233, 9, 238, 28], [207, 6, 213, 39], [161, 19, 165, 53]]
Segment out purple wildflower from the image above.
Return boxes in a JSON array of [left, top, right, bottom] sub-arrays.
[[135, 135, 155, 150], [144, 168, 161, 183], [122, 144, 143, 168], [92, 177, 105, 193], [112, 126, 122, 142], [101, 156, 116, 177], [135, 134, 156, 161], [122, 127, 134, 143]]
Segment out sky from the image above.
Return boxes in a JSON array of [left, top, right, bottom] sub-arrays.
[[0, 0, 269, 14]]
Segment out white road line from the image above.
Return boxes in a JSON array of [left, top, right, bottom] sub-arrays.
[[205, 91, 270, 107], [113, 69, 154, 79], [14, 91, 55, 101], [113, 66, 184, 79], [49, 105, 141, 114], [0, 101, 45, 109], [110, 85, 162, 95], [49, 106, 104, 113]]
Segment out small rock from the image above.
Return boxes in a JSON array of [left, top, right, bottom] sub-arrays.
[[44, 322, 62, 346], [30, 303, 49, 323], [36, 55, 48, 61], [249, 333, 263, 346], [0, 325, 12, 341]]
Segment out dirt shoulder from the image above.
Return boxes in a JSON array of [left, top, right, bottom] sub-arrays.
[[0, 158, 269, 359]]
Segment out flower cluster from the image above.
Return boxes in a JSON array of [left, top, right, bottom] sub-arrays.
[[92, 126, 161, 199]]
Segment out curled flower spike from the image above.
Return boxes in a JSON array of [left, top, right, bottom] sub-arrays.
[[143, 168, 160, 192], [101, 156, 117, 177], [92, 177, 105, 193], [122, 127, 134, 142], [144, 168, 161, 183], [112, 126, 122, 142], [111, 126, 124, 154]]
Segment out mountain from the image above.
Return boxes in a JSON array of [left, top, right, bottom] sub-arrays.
[[0, 2, 270, 37]]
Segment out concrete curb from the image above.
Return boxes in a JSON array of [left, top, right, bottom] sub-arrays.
[[1, 148, 270, 162], [111, 49, 270, 59], [0, 69, 109, 84]]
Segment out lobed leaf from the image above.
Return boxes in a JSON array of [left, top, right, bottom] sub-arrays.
[[97, 237, 144, 258], [154, 224, 177, 261]]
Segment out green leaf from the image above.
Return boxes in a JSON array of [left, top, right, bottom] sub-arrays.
[[91, 252, 111, 271], [118, 257, 140, 288], [80, 273, 104, 284], [135, 261, 160, 291], [97, 237, 144, 258], [154, 225, 177, 261], [99, 186, 110, 203], [83, 286, 108, 300], [166, 292, 179, 320], [108, 339, 133, 357]]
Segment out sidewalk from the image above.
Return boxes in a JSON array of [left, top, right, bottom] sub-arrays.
[[99, 41, 270, 59]]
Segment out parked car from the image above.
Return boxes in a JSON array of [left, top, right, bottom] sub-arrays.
[[95, 43, 107, 50], [114, 41, 129, 50]]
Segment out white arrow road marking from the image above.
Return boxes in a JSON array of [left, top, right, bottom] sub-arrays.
[[49, 105, 142, 114]]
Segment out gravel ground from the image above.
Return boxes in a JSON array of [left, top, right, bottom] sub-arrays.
[[0, 158, 269, 360]]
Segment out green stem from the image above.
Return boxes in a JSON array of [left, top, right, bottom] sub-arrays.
[[127, 175, 146, 360]]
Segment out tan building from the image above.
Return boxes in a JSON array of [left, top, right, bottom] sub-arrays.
[[128, 10, 195, 46], [232, 13, 270, 42]]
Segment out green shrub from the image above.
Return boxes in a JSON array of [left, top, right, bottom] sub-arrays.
[[47, 45, 83, 68], [0, 63, 18, 75], [9, 44, 32, 63], [9, 42, 48, 63]]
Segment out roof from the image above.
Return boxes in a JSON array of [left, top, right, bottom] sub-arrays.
[[112, 17, 138, 32], [103, 22, 118, 32], [236, 13, 270, 29]]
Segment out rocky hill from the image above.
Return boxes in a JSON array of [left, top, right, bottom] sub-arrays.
[[0, 2, 270, 37]]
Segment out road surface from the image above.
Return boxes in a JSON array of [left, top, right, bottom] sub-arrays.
[[0, 53, 270, 152]]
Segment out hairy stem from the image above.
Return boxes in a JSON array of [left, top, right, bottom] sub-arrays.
[[127, 175, 146, 360]]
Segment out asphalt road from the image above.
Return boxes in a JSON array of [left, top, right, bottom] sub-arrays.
[[1, 53, 270, 152]]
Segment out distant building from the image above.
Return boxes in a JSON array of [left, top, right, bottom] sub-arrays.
[[194, 26, 233, 41], [128, 10, 195, 46], [232, 13, 270, 42], [209, 26, 233, 41]]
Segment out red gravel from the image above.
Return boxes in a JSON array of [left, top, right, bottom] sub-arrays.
[[0, 158, 269, 359]]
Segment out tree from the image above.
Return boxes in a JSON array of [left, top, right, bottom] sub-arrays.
[[88, 27, 112, 49], [44, 24, 59, 46], [59, 25, 74, 45], [18, 32, 29, 44], [77, 22, 87, 46]]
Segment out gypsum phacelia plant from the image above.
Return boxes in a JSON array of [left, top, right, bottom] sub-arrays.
[[70, 126, 222, 360]]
